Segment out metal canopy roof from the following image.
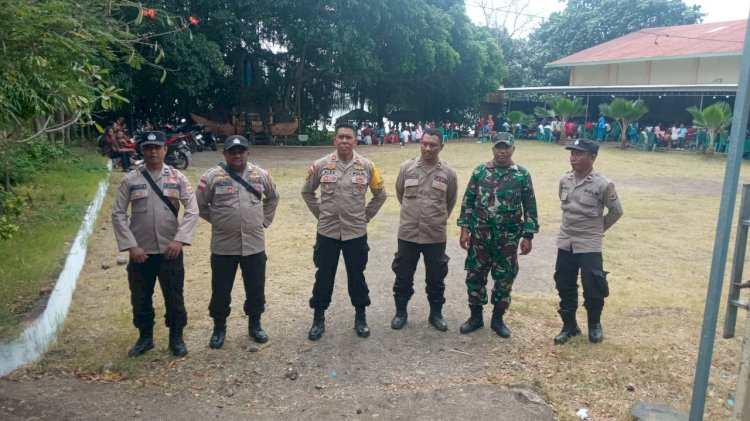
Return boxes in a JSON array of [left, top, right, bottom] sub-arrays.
[[499, 84, 738, 96]]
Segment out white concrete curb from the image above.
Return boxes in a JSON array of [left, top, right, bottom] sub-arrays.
[[0, 161, 112, 377]]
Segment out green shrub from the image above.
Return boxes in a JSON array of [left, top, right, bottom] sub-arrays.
[[304, 129, 332, 146], [0, 140, 71, 186], [0, 190, 25, 239]]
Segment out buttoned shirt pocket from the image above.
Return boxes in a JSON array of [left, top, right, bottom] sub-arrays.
[[248, 181, 264, 204], [351, 175, 368, 196], [130, 189, 149, 213], [404, 177, 419, 198], [214, 184, 239, 208], [430, 178, 447, 200], [579, 194, 601, 216], [321, 179, 336, 196]]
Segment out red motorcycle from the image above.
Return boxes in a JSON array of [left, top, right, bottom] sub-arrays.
[[163, 134, 192, 170], [165, 121, 201, 153]]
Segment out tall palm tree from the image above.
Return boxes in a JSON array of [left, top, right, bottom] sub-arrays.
[[534, 97, 586, 143], [687, 102, 733, 156], [505, 110, 535, 137], [599, 98, 649, 148]]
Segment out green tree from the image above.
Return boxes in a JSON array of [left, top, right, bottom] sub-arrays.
[[599, 98, 649, 148], [687, 102, 733, 156], [505, 110, 535, 137], [534, 97, 585, 143]]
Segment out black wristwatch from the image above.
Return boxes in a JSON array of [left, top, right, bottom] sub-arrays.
[[522, 233, 534, 240]]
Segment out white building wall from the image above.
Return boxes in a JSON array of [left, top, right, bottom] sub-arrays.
[[696, 56, 740, 84], [613, 62, 649, 85], [571, 66, 607, 85], [568, 55, 740, 86]]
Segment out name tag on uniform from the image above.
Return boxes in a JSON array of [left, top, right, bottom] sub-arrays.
[[432, 180, 447, 191], [216, 185, 234, 194], [130, 184, 148, 199], [404, 178, 419, 187], [321, 175, 338, 183], [352, 176, 367, 184]]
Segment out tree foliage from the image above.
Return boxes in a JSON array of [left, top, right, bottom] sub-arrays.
[[505, 110, 535, 136], [599, 98, 649, 148], [687, 102, 733, 155], [114, 0, 504, 127], [534, 97, 585, 142], [0, 0, 195, 139]]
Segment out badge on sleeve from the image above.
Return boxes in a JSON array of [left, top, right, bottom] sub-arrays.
[[306, 163, 315, 180], [606, 182, 618, 201], [368, 161, 384, 190]]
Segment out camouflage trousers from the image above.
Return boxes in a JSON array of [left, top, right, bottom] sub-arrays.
[[464, 230, 520, 308]]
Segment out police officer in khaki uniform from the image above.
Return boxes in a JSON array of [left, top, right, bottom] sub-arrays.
[[390, 128, 457, 331], [112, 131, 199, 357], [196, 135, 280, 349], [301, 122, 387, 340], [554, 139, 623, 345]]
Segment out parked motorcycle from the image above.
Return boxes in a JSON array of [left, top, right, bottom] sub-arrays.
[[164, 137, 191, 170], [191, 124, 217, 151], [165, 119, 202, 153]]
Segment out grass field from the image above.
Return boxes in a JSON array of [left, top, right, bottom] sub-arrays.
[[22, 139, 750, 419], [0, 148, 107, 338]]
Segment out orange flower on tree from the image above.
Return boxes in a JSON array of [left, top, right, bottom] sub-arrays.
[[189, 16, 199, 26], [143, 8, 156, 19]]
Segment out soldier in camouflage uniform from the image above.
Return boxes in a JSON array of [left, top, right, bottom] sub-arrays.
[[457, 135, 538, 337]]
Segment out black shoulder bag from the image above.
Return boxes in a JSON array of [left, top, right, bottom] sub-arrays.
[[219, 162, 262, 200], [141, 169, 179, 218]]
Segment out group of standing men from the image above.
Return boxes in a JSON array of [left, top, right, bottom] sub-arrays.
[[111, 123, 622, 358]]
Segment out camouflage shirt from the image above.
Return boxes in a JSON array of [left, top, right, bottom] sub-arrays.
[[457, 160, 538, 237]]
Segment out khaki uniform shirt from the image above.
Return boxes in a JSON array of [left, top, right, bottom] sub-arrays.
[[196, 163, 280, 256], [396, 158, 458, 244], [301, 151, 386, 240], [557, 170, 623, 253], [112, 165, 199, 254]]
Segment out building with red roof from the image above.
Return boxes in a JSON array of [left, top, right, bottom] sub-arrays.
[[548, 20, 745, 86], [500, 20, 746, 125]]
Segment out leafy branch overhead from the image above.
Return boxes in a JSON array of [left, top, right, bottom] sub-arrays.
[[0, 0, 196, 141]]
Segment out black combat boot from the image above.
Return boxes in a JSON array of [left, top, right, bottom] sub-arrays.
[[554, 308, 582, 345], [209, 319, 226, 349], [354, 306, 371, 338], [249, 315, 269, 344], [585, 301, 604, 343], [308, 308, 325, 341], [459, 305, 484, 334], [391, 297, 409, 330], [428, 302, 448, 332], [168, 327, 188, 357], [128, 325, 154, 357], [490, 305, 511, 338]]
